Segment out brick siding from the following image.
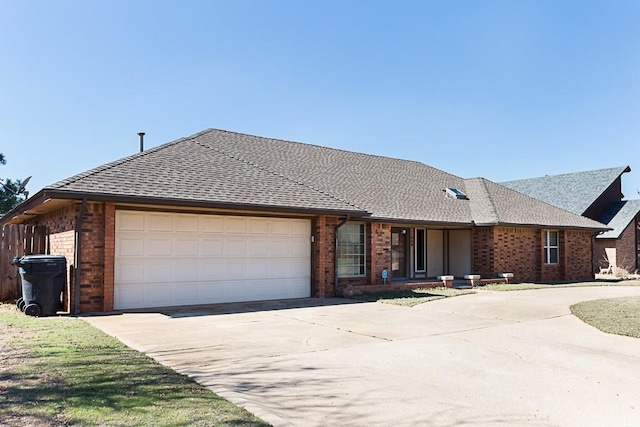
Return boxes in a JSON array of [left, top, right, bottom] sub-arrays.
[[473, 227, 594, 283], [28, 203, 79, 312], [26, 203, 600, 312]]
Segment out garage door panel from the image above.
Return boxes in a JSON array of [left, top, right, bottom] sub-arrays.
[[247, 239, 269, 256], [176, 238, 199, 256], [290, 238, 310, 257], [148, 213, 173, 232], [174, 283, 200, 304], [145, 260, 173, 282], [222, 281, 247, 301], [284, 278, 310, 297], [270, 219, 290, 235], [115, 285, 144, 308], [118, 236, 144, 256], [175, 215, 199, 233], [249, 218, 269, 234], [117, 259, 144, 283], [175, 260, 199, 281], [144, 284, 172, 306], [290, 220, 309, 235], [115, 211, 310, 309], [146, 237, 172, 256], [200, 259, 223, 280], [225, 217, 247, 234], [225, 239, 247, 257], [270, 239, 290, 256], [199, 281, 223, 300], [290, 259, 312, 277], [223, 259, 247, 280], [118, 212, 145, 231], [201, 216, 224, 233], [247, 259, 270, 278], [201, 238, 223, 256]]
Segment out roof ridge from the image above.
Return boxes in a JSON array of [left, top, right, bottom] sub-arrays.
[[46, 130, 212, 189], [470, 177, 499, 223], [199, 128, 463, 178], [193, 139, 369, 212]]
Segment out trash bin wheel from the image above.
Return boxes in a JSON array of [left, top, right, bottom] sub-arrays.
[[16, 297, 26, 312], [24, 303, 42, 317]]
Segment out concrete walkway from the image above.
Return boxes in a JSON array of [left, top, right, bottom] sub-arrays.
[[84, 287, 640, 426]]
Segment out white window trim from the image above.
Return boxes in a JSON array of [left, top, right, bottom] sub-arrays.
[[337, 223, 366, 278], [544, 230, 559, 265], [415, 228, 426, 273]]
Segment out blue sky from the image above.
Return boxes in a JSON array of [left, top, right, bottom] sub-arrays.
[[1, 0, 639, 199]]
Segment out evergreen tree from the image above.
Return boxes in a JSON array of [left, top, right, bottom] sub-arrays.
[[0, 154, 27, 215]]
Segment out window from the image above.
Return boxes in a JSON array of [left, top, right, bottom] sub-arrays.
[[337, 223, 366, 277], [445, 187, 468, 200], [544, 230, 559, 264], [415, 228, 426, 272]]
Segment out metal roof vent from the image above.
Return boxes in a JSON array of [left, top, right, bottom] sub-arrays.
[[445, 187, 468, 200]]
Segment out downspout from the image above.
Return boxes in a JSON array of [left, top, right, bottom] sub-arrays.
[[74, 198, 87, 315], [334, 215, 350, 296]]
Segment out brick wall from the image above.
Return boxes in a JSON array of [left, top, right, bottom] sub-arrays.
[[77, 202, 106, 313], [29, 203, 79, 312], [472, 227, 541, 282], [312, 219, 392, 295], [369, 222, 391, 285], [616, 221, 638, 272], [562, 230, 593, 281], [473, 227, 595, 283], [472, 227, 494, 278], [312, 215, 337, 297], [103, 203, 115, 311]]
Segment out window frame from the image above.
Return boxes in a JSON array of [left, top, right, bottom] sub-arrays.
[[544, 230, 559, 265], [337, 223, 366, 278]]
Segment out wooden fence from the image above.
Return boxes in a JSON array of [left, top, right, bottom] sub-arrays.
[[0, 225, 49, 301]]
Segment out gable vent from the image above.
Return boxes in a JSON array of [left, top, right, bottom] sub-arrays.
[[445, 187, 468, 200]]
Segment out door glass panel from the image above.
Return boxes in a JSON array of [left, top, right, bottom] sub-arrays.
[[392, 229, 406, 278], [415, 229, 425, 272]]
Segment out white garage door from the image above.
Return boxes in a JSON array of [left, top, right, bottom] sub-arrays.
[[114, 211, 311, 309]]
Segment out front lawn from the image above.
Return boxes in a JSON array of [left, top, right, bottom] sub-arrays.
[[483, 279, 640, 291], [571, 296, 640, 338], [0, 304, 269, 427], [350, 287, 475, 306]]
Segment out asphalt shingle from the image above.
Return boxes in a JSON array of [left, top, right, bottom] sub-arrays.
[[597, 200, 640, 239], [42, 128, 608, 230], [500, 166, 630, 215]]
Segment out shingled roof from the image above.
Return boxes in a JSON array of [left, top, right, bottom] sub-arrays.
[[4, 128, 608, 230], [597, 200, 640, 239], [501, 166, 631, 215], [464, 178, 606, 229], [45, 131, 365, 215]]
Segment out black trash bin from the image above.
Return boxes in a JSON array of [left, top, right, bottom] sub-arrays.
[[14, 255, 67, 317]]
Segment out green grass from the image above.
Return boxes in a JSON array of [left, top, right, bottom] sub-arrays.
[[350, 287, 475, 306], [0, 304, 269, 427], [483, 279, 640, 291], [571, 296, 640, 338]]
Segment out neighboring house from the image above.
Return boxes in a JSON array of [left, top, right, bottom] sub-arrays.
[[502, 166, 640, 274], [0, 129, 607, 313]]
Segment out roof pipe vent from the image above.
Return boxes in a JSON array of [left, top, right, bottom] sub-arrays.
[[138, 132, 145, 153]]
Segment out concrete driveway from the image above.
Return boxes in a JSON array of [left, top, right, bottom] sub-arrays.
[[84, 287, 640, 426]]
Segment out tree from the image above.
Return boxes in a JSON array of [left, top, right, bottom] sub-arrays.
[[1, 153, 28, 215]]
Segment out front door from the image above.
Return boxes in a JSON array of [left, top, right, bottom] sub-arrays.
[[391, 228, 407, 279]]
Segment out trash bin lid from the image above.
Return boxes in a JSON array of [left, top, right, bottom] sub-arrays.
[[17, 255, 67, 264]]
